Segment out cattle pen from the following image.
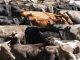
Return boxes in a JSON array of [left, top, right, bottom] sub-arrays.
[[0, 0, 80, 60]]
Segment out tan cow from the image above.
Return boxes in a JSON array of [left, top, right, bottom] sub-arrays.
[[0, 25, 27, 44]]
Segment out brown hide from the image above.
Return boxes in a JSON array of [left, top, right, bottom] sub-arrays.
[[21, 11, 69, 27]]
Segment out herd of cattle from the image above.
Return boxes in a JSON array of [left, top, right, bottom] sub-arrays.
[[0, 0, 80, 60]]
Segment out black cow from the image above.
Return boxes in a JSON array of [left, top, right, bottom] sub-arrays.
[[25, 26, 61, 44], [52, 24, 80, 41], [0, 4, 8, 16], [0, 2, 31, 25], [0, 1, 22, 17], [0, 3, 31, 25], [0, 16, 30, 25], [53, 4, 79, 13]]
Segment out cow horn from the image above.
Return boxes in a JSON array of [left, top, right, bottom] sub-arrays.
[[5, 40, 11, 44], [0, 44, 1, 46]]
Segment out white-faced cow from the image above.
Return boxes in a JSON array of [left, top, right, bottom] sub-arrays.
[[54, 40, 80, 60]]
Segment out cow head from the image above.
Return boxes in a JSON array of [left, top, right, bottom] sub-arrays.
[[0, 41, 15, 60], [58, 40, 80, 60]]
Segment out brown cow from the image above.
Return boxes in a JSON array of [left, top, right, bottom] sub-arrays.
[[11, 43, 44, 60], [21, 11, 70, 27], [11, 43, 59, 60]]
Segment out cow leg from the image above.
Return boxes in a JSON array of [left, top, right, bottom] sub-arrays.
[[48, 6, 54, 13], [30, 21, 33, 26], [17, 39, 21, 44], [41, 8, 46, 12], [69, 52, 76, 60]]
